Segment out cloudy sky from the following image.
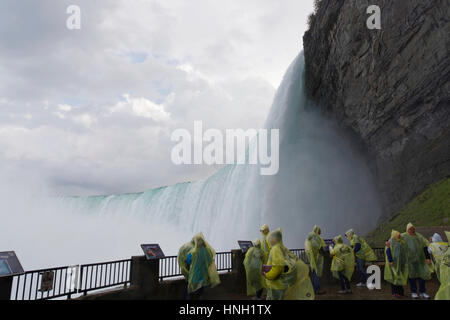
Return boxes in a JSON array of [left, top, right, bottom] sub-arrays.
[[0, 0, 314, 196]]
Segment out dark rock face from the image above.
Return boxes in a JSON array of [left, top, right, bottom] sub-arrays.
[[303, 0, 450, 220]]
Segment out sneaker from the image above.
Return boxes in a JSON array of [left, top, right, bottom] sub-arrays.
[[411, 293, 419, 299], [346, 289, 353, 294], [420, 293, 430, 299], [356, 282, 365, 287], [338, 290, 347, 294]]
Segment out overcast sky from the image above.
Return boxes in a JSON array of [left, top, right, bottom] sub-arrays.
[[0, 0, 314, 196]]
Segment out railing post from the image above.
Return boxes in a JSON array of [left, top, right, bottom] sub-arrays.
[[231, 249, 246, 293], [130, 256, 159, 298], [0, 276, 13, 300]]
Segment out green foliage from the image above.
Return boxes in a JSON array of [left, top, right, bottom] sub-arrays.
[[366, 178, 450, 247]]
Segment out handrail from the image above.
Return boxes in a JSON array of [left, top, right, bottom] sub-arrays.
[[8, 247, 386, 299]]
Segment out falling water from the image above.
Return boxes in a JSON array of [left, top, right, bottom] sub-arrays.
[[1, 52, 381, 268], [53, 52, 381, 251]]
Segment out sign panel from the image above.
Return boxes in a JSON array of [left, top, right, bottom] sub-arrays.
[[39, 271, 54, 292], [0, 251, 24, 277], [238, 240, 254, 253], [140, 244, 165, 260]]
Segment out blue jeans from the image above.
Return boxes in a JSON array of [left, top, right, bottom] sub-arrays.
[[409, 278, 426, 294], [355, 257, 367, 283], [310, 270, 320, 293], [338, 272, 351, 291]]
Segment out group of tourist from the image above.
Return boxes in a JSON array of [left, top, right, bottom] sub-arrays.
[[176, 223, 449, 300], [384, 223, 449, 300]]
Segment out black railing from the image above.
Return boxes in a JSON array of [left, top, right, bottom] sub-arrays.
[[159, 251, 233, 281], [11, 265, 78, 300], [8, 247, 386, 299], [79, 259, 131, 296], [159, 255, 180, 281], [215, 251, 233, 272], [373, 247, 385, 262], [290, 248, 308, 263]]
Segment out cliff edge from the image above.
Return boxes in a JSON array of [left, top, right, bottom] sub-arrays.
[[303, 0, 450, 220]]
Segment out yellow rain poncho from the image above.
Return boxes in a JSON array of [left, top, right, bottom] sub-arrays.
[[260, 224, 271, 263], [401, 223, 432, 280], [264, 228, 315, 300], [187, 233, 221, 293], [384, 230, 409, 286], [429, 233, 449, 282], [305, 225, 326, 277], [330, 235, 355, 281], [435, 231, 450, 300], [178, 238, 195, 280], [243, 239, 266, 296], [345, 229, 377, 262]]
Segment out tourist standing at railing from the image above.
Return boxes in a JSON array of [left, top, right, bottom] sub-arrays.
[[330, 235, 355, 294], [428, 233, 449, 283], [384, 230, 408, 299], [243, 239, 266, 300], [263, 228, 315, 300], [345, 228, 377, 288], [260, 224, 271, 263], [305, 225, 326, 295], [185, 233, 221, 300], [177, 237, 195, 299], [401, 223, 432, 299], [435, 231, 450, 300]]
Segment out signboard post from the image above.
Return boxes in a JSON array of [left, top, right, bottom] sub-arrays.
[[140, 244, 165, 260], [39, 271, 54, 292], [0, 251, 24, 277], [0, 251, 24, 300], [237, 240, 254, 253]]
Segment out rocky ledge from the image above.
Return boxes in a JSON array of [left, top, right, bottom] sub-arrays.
[[303, 0, 449, 220]]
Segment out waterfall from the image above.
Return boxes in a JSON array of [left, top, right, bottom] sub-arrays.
[[53, 52, 381, 251], [2, 52, 381, 268]]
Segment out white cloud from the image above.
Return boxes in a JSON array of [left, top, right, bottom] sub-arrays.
[[73, 113, 97, 128], [0, 0, 315, 195], [111, 94, 171, 121]]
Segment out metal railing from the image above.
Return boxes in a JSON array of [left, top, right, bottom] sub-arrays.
[[215, 251, 233, 272], [159, 251, 233, 281], [373, 247, 385, 262], [8, 247, 386, 299], [159, 255, 180, 281], [79, 259, 131, 296], [290, 248, 308, 263], [11, 265, 78, 300], [10, 258, 131, 300]]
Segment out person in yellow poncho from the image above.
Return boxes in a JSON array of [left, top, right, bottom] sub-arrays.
[[345, 228, 377, 287], [177, 237, 195, 299], [186, 233, 220, 299], [260, 224, 271, 263], [305, 225, 326, 295], [330, 235, 355, 294], [243, 239, 266, 299], [263, 228, 315, 300], [435, 231, 450, 300], [401, 223, 432, 299], [428, 232, 449, 283], [384, 230, 408, 298]]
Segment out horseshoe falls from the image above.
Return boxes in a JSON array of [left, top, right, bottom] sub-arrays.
[[2, 52, 381, 268]]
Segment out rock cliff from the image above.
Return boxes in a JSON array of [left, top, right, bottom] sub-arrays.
[[303, 0, 449, 220]]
